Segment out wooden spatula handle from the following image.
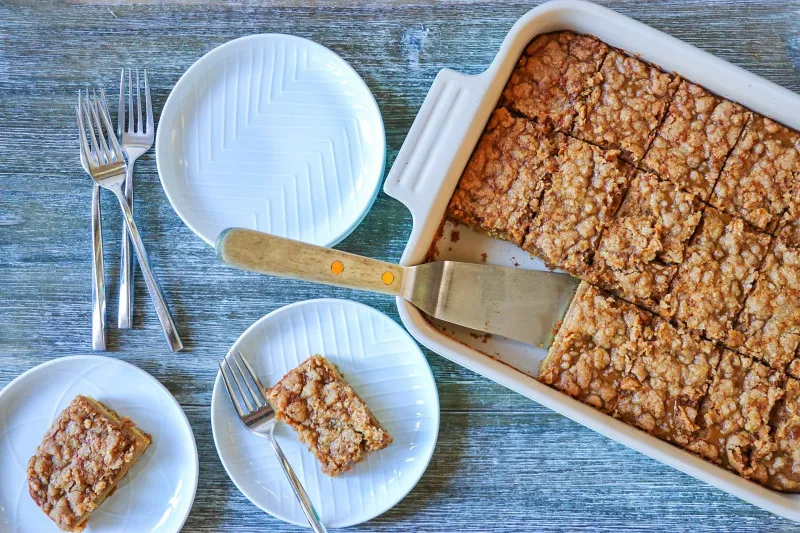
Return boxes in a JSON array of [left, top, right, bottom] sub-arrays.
[[216, 228, 404, 296]]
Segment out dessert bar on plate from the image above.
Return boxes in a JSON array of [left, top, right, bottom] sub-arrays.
[[384, 0, 800, 521]]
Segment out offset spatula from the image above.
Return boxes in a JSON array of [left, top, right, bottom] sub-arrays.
[[217, 228, 580, 348]]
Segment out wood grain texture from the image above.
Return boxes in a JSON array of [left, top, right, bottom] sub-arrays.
[[2, 1, 800, 531]]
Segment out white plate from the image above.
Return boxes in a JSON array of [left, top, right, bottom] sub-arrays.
[[156, 34, 386, 247], [0, 355, 198, 533], [210, 299, 439, 529]]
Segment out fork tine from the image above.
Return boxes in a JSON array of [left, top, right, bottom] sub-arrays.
[[231, 351, 265, 407], [225, 354, 255, 412], [76, 91, 93, 167], [236, 350, 268, 400], [144, 70, 154, 134], [127, 68, 133, 134], [135, 69, 143, 134], [117, 68, 124, 137], [218, 361, 246, 418], [83, 90, 103, 165], [90, 90, 112, 162], [98, 89, 125, 162]]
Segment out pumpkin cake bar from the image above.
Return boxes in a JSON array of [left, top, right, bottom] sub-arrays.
[[267, 355, 392, 477], [501, 31, 608, 132], [27, 395, 151, 532], [641, 80, 749, 201]]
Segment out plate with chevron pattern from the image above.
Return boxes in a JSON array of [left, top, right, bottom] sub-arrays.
[[210, 299, 439, 528], [156, 34, 386, 247], [0, 355, 198, 533]]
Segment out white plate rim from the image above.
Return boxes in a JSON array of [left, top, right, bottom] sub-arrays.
[[0, 354, 200, 533], [155, 33, 387, 248], [210, 298, 440, 529]]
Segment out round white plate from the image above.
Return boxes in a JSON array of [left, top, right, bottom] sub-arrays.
[[0, 355, 198, 533], [211, 299, 439, 529], [156, 34, 386, 247]]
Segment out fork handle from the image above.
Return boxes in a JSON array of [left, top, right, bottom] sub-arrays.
[[110, 184, 183, 352], [268, 432, 328, 533], [118, 163, 134, 329], [91, 184, 106, 351]]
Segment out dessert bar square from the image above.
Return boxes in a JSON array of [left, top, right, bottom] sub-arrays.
[[501, 31, 608, 132], [760, 378, 800, 491], [710, 114, 800, 232], [641, 80, 749, 201], [589, 171, 701, 312], [687, 350, 783, 481], [572, 50, 680, 163], [267, 355, 392, 477], [616, 319, 720, 446], [27, 395, 151, 532], [732, 239, 800, 371], [539, 282, 651, 414], [523, 136, 633, 275], [661, 206, 771, 343], [447, 107, 559, 245]]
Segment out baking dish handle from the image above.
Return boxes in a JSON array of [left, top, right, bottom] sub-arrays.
[[383, 68, 490, 246]]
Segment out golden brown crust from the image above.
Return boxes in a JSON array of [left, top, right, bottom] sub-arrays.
[[641, 80, 749, 201], [588, 172, 700, 312], [572, 50, 680, 163], [27, 395, 151, 532], [710, 114, 800, 231], [267, 355, 392, 477], [446, 108, 559, 245], [661, 206, 771, 343], [761, 378, 800, 491], [523, 136, 633, 275], [501, 31, 609, 131], [539, 282, 651, 414]]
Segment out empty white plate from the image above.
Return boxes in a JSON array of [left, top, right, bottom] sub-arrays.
[[211, 299, 439, 528], [0, 355, 198, 533], [156, 34, 386, 247]]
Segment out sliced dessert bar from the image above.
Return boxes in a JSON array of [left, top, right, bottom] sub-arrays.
[[539, 282, 651, 414], [661, 206, 771, 343], [267, 355, 392, 477], [686, 350, 783, 482], [447, 107, 559, 245], [760, 378, 800, 492], [589, 171, 701, 312], [732, 239, 800, 372], [27, 395, 151, 532], [523, 136, 633, 275], [710, 114, 800, 232], [616, 319, 720, 446], [641, 80, 749, 201], [572, 50, 680, 164], [501, 31, 608, 132]]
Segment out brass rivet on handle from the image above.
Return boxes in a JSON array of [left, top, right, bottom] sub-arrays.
[[381, 271, 394, 285], [331, 260, 344, 275]]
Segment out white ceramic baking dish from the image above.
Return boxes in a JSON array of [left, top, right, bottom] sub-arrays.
[[383, 0, 800, 521]]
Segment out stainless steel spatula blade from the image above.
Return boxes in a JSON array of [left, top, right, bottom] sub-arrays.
[[216, 228, 579, 347]]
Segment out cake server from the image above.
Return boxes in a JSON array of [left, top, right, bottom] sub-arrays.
[[216, 227, 579, 348]]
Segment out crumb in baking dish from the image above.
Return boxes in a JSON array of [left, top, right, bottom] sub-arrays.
[[686, 350, 783, 483], [777, 204, 800, 248], [616, 319, 720, 446], [760, 378, 800, 492], [501, 31, 608, 132], [523, 136, 633, 276], [710, 114, 800, 232], [660, 206, 771, 344], [446, 107, 560, 245], [267, 355, 392, 477], [731, 239, 800, 371], [641, 80, 749, 201], [572, 50, 681, 164], [588, 171, 701, 312], [27, 395, 151, 532], [539, 282, 651, 414]]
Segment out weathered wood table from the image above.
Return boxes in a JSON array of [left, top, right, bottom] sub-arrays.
[[2, 1, 800, 531]]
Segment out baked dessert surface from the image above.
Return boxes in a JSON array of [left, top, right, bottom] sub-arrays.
[[27, 395, 151, 532], [267, 355, 392, 477]]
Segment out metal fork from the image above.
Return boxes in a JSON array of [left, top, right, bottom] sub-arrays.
[[218, 350, 327, 533], [79, 96, 106, 351], [76, 90, 183, 352], [117, 69, 154, 329]]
